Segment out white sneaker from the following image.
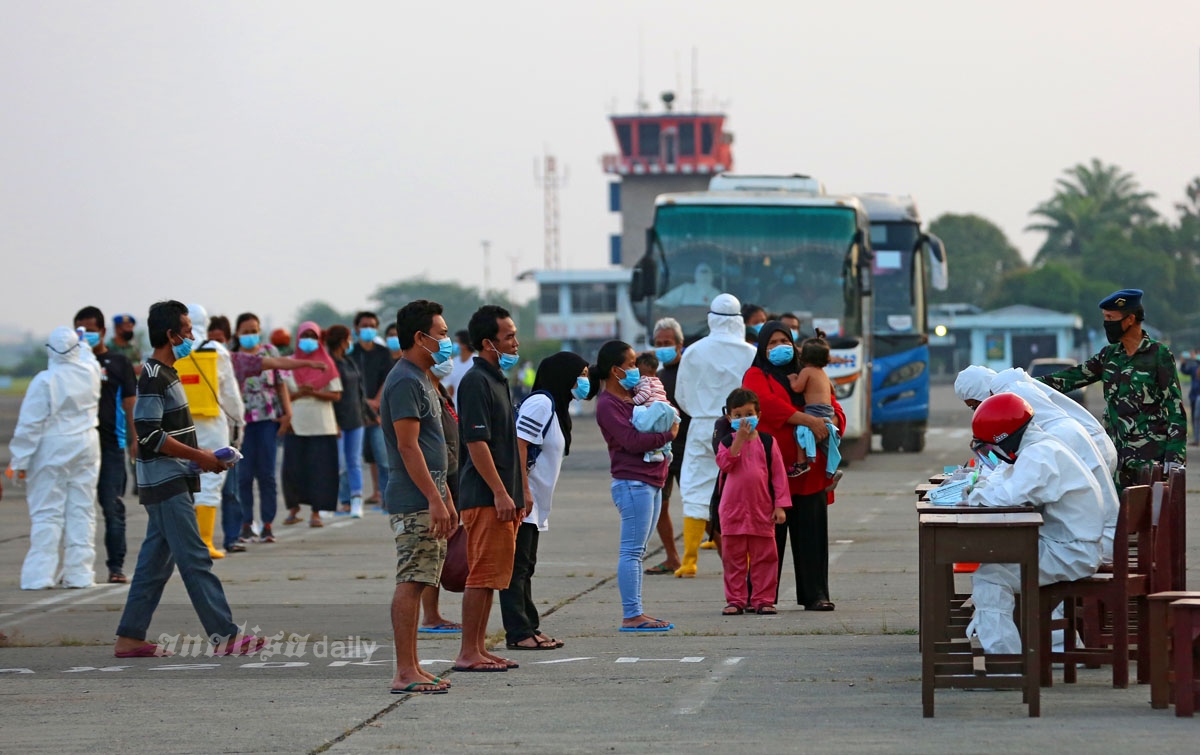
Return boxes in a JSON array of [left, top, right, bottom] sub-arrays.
[[350, 495, 364, 519]]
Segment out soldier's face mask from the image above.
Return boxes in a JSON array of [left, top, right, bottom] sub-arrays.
[[1103, 315, 1132, 344]]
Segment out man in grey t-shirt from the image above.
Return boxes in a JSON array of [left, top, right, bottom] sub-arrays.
[[379, 299, 455, 695]]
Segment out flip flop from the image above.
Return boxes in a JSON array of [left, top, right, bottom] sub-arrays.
[[114, 643, 174, 658], [418, 623, 463, 634], [537, 635, 565, 648], [506, 638, 558, 650], [619, 621, 674, 633], [643, 562, 676, 575], [756, 605, 778, 615], [213, 635, 267, 656], [722, 604, 744, 616], [107, 572, 128, 584], [451, 661, 508, 672], [282, 515, 304, 525], [491, 658, 519, 669], [391, 682, 448, 695]]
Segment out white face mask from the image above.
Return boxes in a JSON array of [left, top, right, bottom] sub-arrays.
[[430, 359, 455, 379]]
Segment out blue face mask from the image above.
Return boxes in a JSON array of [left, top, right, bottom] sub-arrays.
[[386, 336, 401, 352], [83, 331, 101, 348], [358, 327, 377, 343], [749, 323, 763, 335], [488, 340, 518, 370], [617, 366, 641, 391], [572, 376, 591, 400], [172, 335, 194, 360], [431, 359, 455, 379], [423, 333, 453, 364], [768, 344, 794, 366], [791, 329, 801, 342], [346, 339, 354, 355], [297, 338, 320, 354], [238, 333, 260, 350], [654, 346, 678, 365], [452, 342, 461, 358], [730, 415, 759, 431]]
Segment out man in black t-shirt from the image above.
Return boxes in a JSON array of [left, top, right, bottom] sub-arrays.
[[350, 311, 396, 507], [75, 306, 138, 583]]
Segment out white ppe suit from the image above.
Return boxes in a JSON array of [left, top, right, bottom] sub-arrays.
[[9, 327, 102, 589], [674, 294, 757, 520], [965, 424, 1105, 654], [1035, 377, 1118, 475], [953, 365, 996, 404], [186, 304, 245, 510], [992, 368, 1119, 563]]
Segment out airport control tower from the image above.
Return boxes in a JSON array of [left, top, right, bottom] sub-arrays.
[[603, 93, 734, 267]]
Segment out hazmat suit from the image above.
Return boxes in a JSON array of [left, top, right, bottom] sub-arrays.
[[673, 293, 757, 577], [992, 368, 1118, 563], [1036, 380, 1118, 475], [966, 423, 1105, 654], [186, 304, 245, 559], [9, 327, 102, 589], [953, 365, 996, 404]]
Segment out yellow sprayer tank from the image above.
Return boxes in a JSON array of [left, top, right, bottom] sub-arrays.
[[176, 349, 220, 418]]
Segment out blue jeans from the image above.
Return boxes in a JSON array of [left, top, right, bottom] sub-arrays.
[[611, 479, 663, 619], [239, 420, 279, 526], [1192, 396, 1200, 442], [363, 423, 389, 499], [116, 491, 238, 642], [336, 426, 365, 503], [220, 463, 242, 549], [97, 443, 128, 573]]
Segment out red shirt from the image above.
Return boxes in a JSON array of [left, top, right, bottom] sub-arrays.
[[742, 366, 846, 499]]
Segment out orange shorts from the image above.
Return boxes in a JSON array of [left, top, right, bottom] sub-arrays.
[[460, 506, 520, 590]]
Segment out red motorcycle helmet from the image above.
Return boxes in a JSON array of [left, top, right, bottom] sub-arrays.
[[270, 328, 291, 348], [971, 393, 1034, 464]]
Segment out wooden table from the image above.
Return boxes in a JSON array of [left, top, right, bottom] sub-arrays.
[[915, 501, 1034, 652], [920, 511, 1043, 717]]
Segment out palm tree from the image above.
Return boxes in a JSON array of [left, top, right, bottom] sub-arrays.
[[1027, 159, 1157, 266]]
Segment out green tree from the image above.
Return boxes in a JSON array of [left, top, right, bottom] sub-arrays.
[[1027, 158, 1157, 266], [927, 213, 1026, 305], [293, 300, 354, 329], [370, 278, 538, 342], [989, 262, 1085, 312]]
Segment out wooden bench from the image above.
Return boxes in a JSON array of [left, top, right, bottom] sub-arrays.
[[1170, 599, 1200, 717], [920, 512, 1043, 717]]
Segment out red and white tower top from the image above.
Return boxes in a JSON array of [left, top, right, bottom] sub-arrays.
[[602, 110, 733, 177]]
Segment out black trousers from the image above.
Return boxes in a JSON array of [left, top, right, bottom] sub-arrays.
[[282, 434, 339, 512], [499, 522, 541, 645], [775, 491, 831, 606], [97, 443, 128, 573]]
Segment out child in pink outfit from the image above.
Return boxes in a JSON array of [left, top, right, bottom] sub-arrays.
[[715, 388, 791, 614]]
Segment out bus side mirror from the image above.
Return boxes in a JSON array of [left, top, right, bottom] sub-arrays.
[[923, 233, 948, 291], [630, 254, 658, 302]]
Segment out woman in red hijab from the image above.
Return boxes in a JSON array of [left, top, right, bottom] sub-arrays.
[[281, 321, 343, 527], [742, 321, 844, 611]]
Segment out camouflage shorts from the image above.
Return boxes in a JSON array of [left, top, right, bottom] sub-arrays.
[[390, 511, 447, 586]]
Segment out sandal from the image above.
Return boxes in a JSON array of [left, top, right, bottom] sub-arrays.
[[644, 562, 677, 575], [108, 571, 128, 584], [722, 604, 744, 616], [282, 514, 304, 526], [506, 637, 559, 650], [756, 605, 778, 615], [309, 518, 324, 528]]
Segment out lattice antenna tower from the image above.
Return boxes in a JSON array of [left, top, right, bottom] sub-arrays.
[[535, 152, 567, 269]]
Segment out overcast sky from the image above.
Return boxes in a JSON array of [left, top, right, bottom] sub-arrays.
[[2, 0, 1198, 335]]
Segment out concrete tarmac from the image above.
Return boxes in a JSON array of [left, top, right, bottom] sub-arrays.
[[1, 385, 1198, 753]]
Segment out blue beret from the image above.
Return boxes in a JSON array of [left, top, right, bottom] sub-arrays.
[[1098, 289, 1142, 311], [112, 313, 136, 326]]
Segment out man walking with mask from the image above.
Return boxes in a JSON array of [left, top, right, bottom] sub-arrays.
[[1039, 288, 1187, 488]]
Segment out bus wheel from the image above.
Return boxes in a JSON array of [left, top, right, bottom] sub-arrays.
[[904, 429, 926, 453], [881, 427, 903, 453]]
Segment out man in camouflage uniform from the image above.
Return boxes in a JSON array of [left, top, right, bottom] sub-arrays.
[[1038, 288, 1186, 488]]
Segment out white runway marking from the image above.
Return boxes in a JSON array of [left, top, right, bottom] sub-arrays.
[[1, 582, 130, 630], [676, 656, 744, 715], [533, 657, 595, 664]]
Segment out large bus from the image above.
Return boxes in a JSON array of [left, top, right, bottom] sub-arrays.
[[629, 175, 875, 458], [855, 194, 948, 453]]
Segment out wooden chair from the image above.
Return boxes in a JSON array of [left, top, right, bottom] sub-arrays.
[[1038, 485, 1153, 688], [1146, 591, 1200, 709]]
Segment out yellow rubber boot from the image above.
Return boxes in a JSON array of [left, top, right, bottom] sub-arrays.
[[674, 517, 705, 578], [196, 506, 225, 559]]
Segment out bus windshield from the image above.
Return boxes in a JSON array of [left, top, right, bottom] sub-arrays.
[[652, 204, 861, 339], [869, 221, 924, 338]]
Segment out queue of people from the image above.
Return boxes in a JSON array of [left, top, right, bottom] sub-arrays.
[[5, 291, 853, 691]]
